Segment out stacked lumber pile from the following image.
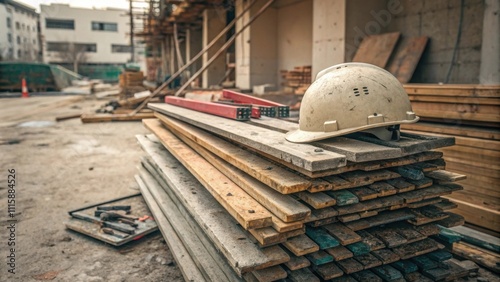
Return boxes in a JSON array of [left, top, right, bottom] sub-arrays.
[[280, 66, 311, 95], [119, 70, 146, 100], [133, 100, 480, 281], [402, 84, 500, 233]]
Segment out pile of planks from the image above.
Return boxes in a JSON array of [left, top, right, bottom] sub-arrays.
[[133, 100, 479, 281], [402, 84, 500, 234], [280, 66, 312, 95]]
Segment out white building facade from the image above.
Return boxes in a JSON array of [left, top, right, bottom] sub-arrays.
[[0, 0, 40, 61], [40, 3, 132, 67]]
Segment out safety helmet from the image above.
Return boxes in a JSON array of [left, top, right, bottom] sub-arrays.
[[285, 63, 419, 143]]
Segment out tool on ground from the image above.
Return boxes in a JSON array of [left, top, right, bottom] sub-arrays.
[[138, 215, 152, 222], [101, 227, 129, 239], [72, 212, 136, 234], [286, 63, 419, 143], [96, 205, 131, 211], [94, 210, 137, 220]]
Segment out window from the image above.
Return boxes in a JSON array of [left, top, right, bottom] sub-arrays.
[[111, 44, 131, 53], [17, 49, 21, 58], [76, 43, 97, 52], [16, 36, 20, 44], [7, 18, 11, 28], [8, 33, 12, 43], [91, 21, 117, 32], [15, 22, 20, 30], [47, 42, 97, 53], [22, 23, 25, 30], [46, 19, 74, 30]]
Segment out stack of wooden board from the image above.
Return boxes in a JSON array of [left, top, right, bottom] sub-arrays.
[[136, 102, 474, 281], [280, 66, 311, 95], [402, 84, 500, 234]]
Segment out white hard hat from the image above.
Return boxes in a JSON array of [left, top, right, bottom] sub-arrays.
[[285, 63, 419, 143]]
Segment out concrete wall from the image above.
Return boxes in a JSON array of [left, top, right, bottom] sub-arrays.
[[277, 0, 313, 72], [382, 0, 485, 83], [41, 4, 131, 64], [345, 0, 389, 62], [311, 0, 346, 78], [202, 7, 226, 88]]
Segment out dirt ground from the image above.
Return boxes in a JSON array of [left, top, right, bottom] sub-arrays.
[[1, 95, 499, 282], [0, 96, 183, 281]]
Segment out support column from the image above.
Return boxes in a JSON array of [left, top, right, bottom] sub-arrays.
[[202, 8, 227, 88], [480, 0, 500, 84], [312, 0, 346, 78]]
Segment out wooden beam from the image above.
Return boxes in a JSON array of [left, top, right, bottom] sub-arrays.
[[81, 113, 154, 123]]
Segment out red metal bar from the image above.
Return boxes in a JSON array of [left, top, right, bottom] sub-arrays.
[[215, 101, 261, 119], [222, 89, 290, 117], [165, 96, 251, 121]]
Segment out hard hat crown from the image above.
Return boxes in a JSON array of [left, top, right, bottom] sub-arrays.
[[286, 63, 418, 143]]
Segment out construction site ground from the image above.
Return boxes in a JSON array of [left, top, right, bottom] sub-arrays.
[[0, 96, 183, 282], [0, 96, 498, 282]]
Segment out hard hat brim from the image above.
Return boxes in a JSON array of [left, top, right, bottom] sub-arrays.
[[285, 117, 420, 143]]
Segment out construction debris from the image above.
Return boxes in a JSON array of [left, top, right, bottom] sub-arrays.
[[280, 66, 312, 95], [131, 96, 482, 281]]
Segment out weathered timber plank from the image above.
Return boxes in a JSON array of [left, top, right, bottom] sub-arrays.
[[306, 250, 334, 266], [346, 209, 415, 231], [371, 249, 400, 264], [357, 230, 386, 251], [248, 117, 403, 162], [150, 104, 347, 171], [313, 262, 344, 279], [323, 223, 363, 246], [391, 260, 418, 274], [387, 36, 428, 83], [135, 174, 208, 282], [249, 226, 305, 247], [306, 226, 340, 250], [392, 238, 442, 260], [371, 265, 403, 281], [283, 234, 320, 256], [350, 187, 379, 201], [327, 190, 359, 206], [251, 265, 287, 282], [336, 258, 364, 274], [137, 170, 239, 281], [425, 170, 467, 183], [353, 32, 400, 67], [447, 225, 500, 253], [284, 254, 310, 271], [81, 112, 155, 123], [286, 267, 320, 282], [385, 178, 416, 193], [452, 241, 500, 273], [137, 135, 287, 274], [370, 228, 408, 248], [296, 192, 336, 209], [143, 119, 273, 230], [156, 114, 311, 194], [326, 245, 354, 261], [346, 241, 371, 256], [170, 127, 311, 223], [351, 270, 383, 282], [354, 253, 383, 269]]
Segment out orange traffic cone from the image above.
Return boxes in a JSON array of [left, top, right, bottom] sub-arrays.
[[21, 78, 29, 98]]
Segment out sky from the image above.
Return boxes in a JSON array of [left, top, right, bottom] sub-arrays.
[[15, 0, 130, 11]]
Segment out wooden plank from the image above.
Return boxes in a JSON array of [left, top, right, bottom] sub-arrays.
[[371, 249, 400, 264], [448, 225, 500, 253], [135, 174, 208, 282], [286, 267, 320, 282], [306, 250, 334, 266], [283, 234, 320, 256], [352, 32, 401, 67], [436, 212, 465, 228], [426, 250, 453, 262], [331, 275, 358, 282], [327, 190, 359, 206], [137, 171, 239, 281], [425, 170, 467, 183], [252, 266, 287, 282], [350, 187, 379, 201], [411, 255, 438, 270], [387, 36, 428, 83], [296, 192, 336, 209], [81, 112, 155, 123], [313, 262, 344, 279], [357, 230, 386, 251], [413, 224, 440, 237], [407, 206, 449, 226], [371, 265, 403, 281], [149, 104, 347, 172], [341, 169, 401, 186], [284, 254, 310, 271], [345, 209, 414, 231], [443, 259, 470, 281], [369, 182, 398, 197], [370, 228, 408, 248], [137, 135, 287, 274], [452, 241, 500, 273], [248, 117, 403, 162], [156, 113, 312, 195], [385, 178, 416, 193], [447, 198, 500, 232], [346, 242, 371, 256], [392, 238, 442, 260], [354, 253, 383, 269], [143, 119, 273, 230], [404, 271, 433, 282], [400, 184, 462, 203], [249, 226, 305, 247], [171, 128, 311, 223], [405, 177, 433, 189], [326, 245, 354, 261], [306, 207, 339, 222], [336, 258, 365, 274], [391, 260, 418, 274], [402, 121, 500, 141], [306, 226, 340, 250], [390, 166, 424, 181], [391, 223, 426, 244], [323, 223, 363, 246], [403, 84, 500, 98], [351, 270, 383, 282], [433, 199, 458, 211]]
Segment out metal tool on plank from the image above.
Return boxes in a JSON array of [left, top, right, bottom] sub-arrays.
[[72, 212, 136, 234]]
